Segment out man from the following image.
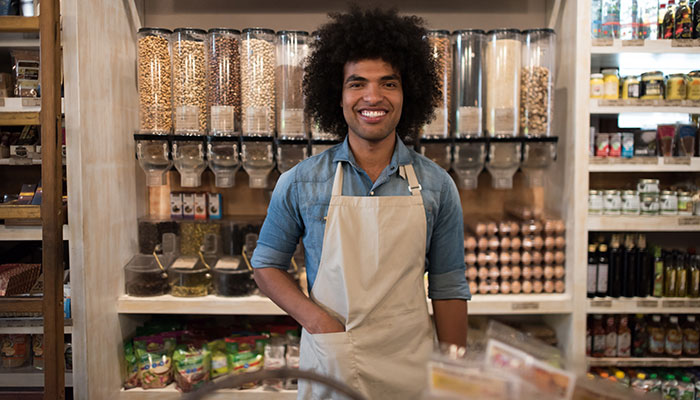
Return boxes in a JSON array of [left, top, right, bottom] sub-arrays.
[[251, 7, 470, 399]]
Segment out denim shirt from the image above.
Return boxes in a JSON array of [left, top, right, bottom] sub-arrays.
[[251, 136, 471, 300]]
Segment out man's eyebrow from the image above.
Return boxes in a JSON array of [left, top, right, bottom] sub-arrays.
[[344, 75, 367, 84], [380, 74, 400, 81]]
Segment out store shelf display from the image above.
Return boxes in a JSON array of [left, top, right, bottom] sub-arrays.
[[589, 177, 700, 217]]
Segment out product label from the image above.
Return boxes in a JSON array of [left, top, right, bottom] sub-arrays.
[[591, 82, 604, 98], [649, 327, 665, 355], [170, 193, 183, 219], [172, 256, 198, 270], [214, 257, 241, 270], [21, 98, 40, 107], [637, 300, 658, 308], [587, 264, 598, 293], [626, 83, 640, 99], [666, 328, 683, 356], [683, 328, 699, 355], [604, 80, 619, 99], [16, 60, 39, 96], [596, 264, 609, 293], [688, 78, 700, 100], [595, 133, 610, 157], [617, 331, 631, 357], [457, 107, 482, 135], [244, 106, 271, 134], [593, 334, 606, 355], [511, 302, 539, 311], [210, 105, 235, 133], [604, 331, 617, 356], [278, 108, 306, 137], [641, 80, 663, 98], [424, 107, 448, 137], [175, 105, 200, 132], [589, 194, 603, 214], [493, 108, 515, 135]]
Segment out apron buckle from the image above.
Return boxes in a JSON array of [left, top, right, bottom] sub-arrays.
[[408, 184, 422, 194]]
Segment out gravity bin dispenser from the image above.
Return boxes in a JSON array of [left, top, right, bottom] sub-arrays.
[[419, 138, 453, 171], [241, 136, 275, 189], [521, 137, 558, 187], [172, 136, 207, 188], [135, 134, 172, 187], [452, 137, 486, 190], [277, 138, 308, 174], [485, 137, 522, 190], [207, 136, 240, 188]]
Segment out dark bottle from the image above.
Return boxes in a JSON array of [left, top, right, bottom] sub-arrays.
[[609, 235, 623, 298], [637, 235, 651, 298], [675, 0, 693, 38], [664, 0, 677, 38], [694, 0, 700, 38], [664, 252, 677, 297], [676, 253, 688, 297], [623, 235, 638, 298], [597, 243, 610, 297], [588, 244, 598, 298], [632, 314, 648, 357], [652, 247, 665, 297]]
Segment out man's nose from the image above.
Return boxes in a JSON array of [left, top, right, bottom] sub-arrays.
[[362, 84, 383, 104]]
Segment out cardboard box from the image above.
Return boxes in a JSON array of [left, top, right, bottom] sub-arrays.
[[170, 192, 183, 219], [194, 193, 207, 220], [182, 193, 195, 220], [10, 145, 35, 158], [208, 193, 222, 220]]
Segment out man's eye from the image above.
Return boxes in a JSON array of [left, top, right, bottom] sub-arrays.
[[385, 82, 398, 88]]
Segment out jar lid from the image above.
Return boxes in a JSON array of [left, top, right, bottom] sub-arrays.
[[452, 29, 486, 35], [243, 27, 276, 35], [640, 193, 659, 198], [601, 68, 618, 74], [522, 28, 556, 35], [138, 27, 173, 35], [689, 70, 700, 76], [276, 30, 310, 36], [604, 189, 620, 194], [661, 190, 675, 195], [669, 73, 687, 78], [208, 28, 242, 34], [678, 191, 691, 195], [173, 27, 207, 35], [623, 190, 637, 195], [591, 73, 604, 79], [639, 178, 659, 184], [589, 189, 600, 194], [427, 29, 451, 36], [623, 75, 639, 80], [642, 71, 663, 76], [486, 28, 521, 35]]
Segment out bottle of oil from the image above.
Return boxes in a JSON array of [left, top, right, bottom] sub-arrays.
[[674, 0, 693, 38], [623, 235, 638, 298], [597, 243, 610, 297], [689, 255, 700, 298], [610, 235, 623, 298], [652, 247, 665, 297], [588, 244, 598, 298], [676, 253, 688, 297], [637, 235, 651, 297], [664, 252, 677, 297], [664, 0, 677, 38]]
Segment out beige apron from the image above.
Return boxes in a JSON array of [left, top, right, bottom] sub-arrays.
[[298, 162, 433, 400]]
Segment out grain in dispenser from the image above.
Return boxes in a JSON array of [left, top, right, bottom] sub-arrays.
[[422, 30, 452, 139], [171, 28, 207, 135], [206, 28, 242, 136], [137, 28, 172, 134]]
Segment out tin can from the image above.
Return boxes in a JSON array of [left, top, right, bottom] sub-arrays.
[[589, 190, 603, 215], [666, 73, 687, 100], [641, 71, 664, 100], [687, 71, 700, 100], [621, 75, 640, 99], [637, 179, 660, 194], [678, 191, 693, 216], [603, 190, 622, 215], [640, 193, 660, 215], [660, 190, 678, 215], [622, 190, 640, 215]]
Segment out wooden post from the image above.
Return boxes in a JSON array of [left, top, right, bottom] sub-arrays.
[[40, 0, 65, 399]]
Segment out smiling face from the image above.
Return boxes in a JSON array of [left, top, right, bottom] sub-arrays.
[[341, 59, 403, 144]]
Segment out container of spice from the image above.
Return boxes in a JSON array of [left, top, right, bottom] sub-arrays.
[[423, 30, 452, 138], [520, 28, 555, 137], [171, 28, 208, 135], [125, 254, 170, 297], [678, 191, 693, 215], [212, 256, 256, 297], [453, 30, 484, 137], [621, 75, 640, 99], [660, 190, 679, 215], [686, 71, 700, 100], [641, 71, 664, 100], [206, 28, 242, 136], [485, 29, 521, 137], [590, 73, 604, 99], [589, 190, 604, 215], [637, 178, 660, 194], [241, 28, 276, 136], [137, 28, 173, 134], [666, 73, 688, 100], [603, 189, 622, 215], [602, 69, 619, 100], [622, 190, 640, 215], [275, 31, 309, 139], [676, 124, 696, 157], [640, 193, 660, 215], [168, 254, 213, 297]]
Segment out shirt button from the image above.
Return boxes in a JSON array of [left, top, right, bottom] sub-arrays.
[[370, 191, 375, 196]]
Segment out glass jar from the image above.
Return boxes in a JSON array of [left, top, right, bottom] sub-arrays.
[[485, 29, 521, 137], [212, 256, 256, 297], [453, 30, 485, 137], [589, 190, 604, 214], [641, 71, 664, 100], [660, 190, 679, 215], [241, 28, 276, 136], [423, 30, 452, 138], [124, 254, 170, 297], [206, 28, 242, 136], [275, 31, 310, 139], [603, 189, 622, 215], [666, 73, 688, 100], [520, 29, 555, 137], [168, 255, 213, 297], [678, 191, 693, 215], [640, 193, 660, 215], [622, 190, 640, 215], [686, 71, 700, 100], [137, 28, 173, 134], [602, 69, 620, 100], [171, 28, 208, 135], [621, 75, 640, 99], [590, 73, 605, 99], [637, 178, 660, 194]]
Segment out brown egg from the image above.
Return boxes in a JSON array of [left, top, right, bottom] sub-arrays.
[[533, 265, 544, 279], [486, 222, 498, 236], [465, 252, 477, 266], [554, 265, 565, 279], [469, 280, 478, 295], [554, 220, 566, 235], [522, 237, 534, 251], [478, 267, 489, 280], [477, 253, 488, 266], [543, 251, 554, 265], [478, 237, 489, 251], [500, 281, 511, 294], [498, 222, 511, 237], [510, 237, 522, 250], [554, 251, 566, 264], [511, 280, 522, 294], [522, 266, 533, 279], [465, 236, 477, 252], [500, 265, 512, 279], [532, 251, 543, 265], [488, 251, 499, 266], [467, 266, 478, 281], [544, 280, 554, 293], [532, 236, 544, 250], [554, 279, 565, 293], [511, 266, 522, 280], [473, 223, 487, 237], [544, 236, 555, 250], [521, 222, 534, 236], [489, 237, 500, 251], [510, 251, 521, 265], [555, 236, 566, 249], [478, 281, 489, 294], [521, 251, 532, 265], [522, 280, 533, 294], [500, 236, 511, 250], [532, 221, 543, 235], [544, 220, 556, 235], [489, 281, 500, 294], [533, 280, 544, 294], [509, 222, 520, 237], [500, 252, 511, 265], [489, 266, 500, 280], [543, 265, 554, 280]]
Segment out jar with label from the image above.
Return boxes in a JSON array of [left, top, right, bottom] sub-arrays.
[[666, 316, 683, 357], [637, 178, 660, 194], [171, 28, 208, 135], [686, 70, 700, 100], [660, 190, 679, 215], [603, 189, 622, 215], [621, 75, 640, 99], [453, 30, 485, 137], [275, 31, 309, 139], [640, 193, 660, 215], [206, 28, 242, 136], [641, 71, 664, 100], [648, 315, 666, 356], [485, 29, 521, 137], [589, 190, 603, 214], [622, 190, 640, 215], [678, 191, 693, 215], [602, 69, 620, 99], [241, 28, 276, 136], [137, 28, 173, 134], [423, 30, 452, 138], [666, 73, 688, 100], [591, 73, 605, 99]]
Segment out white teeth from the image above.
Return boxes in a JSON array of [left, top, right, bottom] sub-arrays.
[[361, 110, 386, 118]]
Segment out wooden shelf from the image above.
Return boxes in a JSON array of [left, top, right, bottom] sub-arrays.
[[118, 293, 573, 316], [0, 111, 39, 126], [589, 157, 700, 172], [0, 205, 41, 220], [590, 99, 700, 114], [0, 225, 70, 241], [0, 297, 42, 313], [587, 357, 700, 367], [587, 297, 700, 314], [120, 385, 296, 399], [0, 17, 39, 33], [0, 158, 42, 166], [0, 318, 72, 334], [591, 38, 700, 54], [587, 215, 700, 231], [0, 367, 72, 387], [0, 33, 39, 48]]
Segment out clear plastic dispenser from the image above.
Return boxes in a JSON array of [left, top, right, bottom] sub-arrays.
[[486, 138, 522, 189], [135, 135, 172, 187], [172, 136, 207, 187], [171, 28, 207, 135], [453, 138, 486, 190], [521, 138, 558, 187], [206, 28, 242, 136], [422, 30, 452, 139], [168, 233, 217, 297], [125, 233, 177, 297], [277, 139, 307, 174], [419, 139, 452, 171], [207, 136, 240, 188], [241, 137, 275, 188]]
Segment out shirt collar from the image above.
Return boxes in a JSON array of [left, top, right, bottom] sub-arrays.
[[332, 134, 413, 172]]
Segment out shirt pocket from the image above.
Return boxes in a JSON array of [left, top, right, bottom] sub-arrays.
[[301, 203, 329, 242]]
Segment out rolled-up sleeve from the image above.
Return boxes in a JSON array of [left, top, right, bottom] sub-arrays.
[[426, 177, 471, 300], [251, 169, 303, 270]]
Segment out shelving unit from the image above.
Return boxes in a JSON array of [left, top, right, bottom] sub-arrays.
[[588, 157, 700, 172], [0, 367, 73, 388], [587, 216, 700, 231], [0, 16, 39, 33], [120, 385, 297, 400], [587, 298, 700, 314], [591, 39, 700, 54], [589, 99, 700, 114], [0, 225, 70, 241], [587, 358, 700, 368], [0, 318, 73, 334]]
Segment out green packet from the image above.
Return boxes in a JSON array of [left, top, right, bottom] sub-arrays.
[[173, 344, 211, 393], [205, 339, 228, 379]]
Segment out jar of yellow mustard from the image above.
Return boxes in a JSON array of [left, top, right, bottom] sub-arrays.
[[590, 73, 604, 99], [666, 73, 687, 100], [602, 69, 620, 100], [641, 71, 664, 100], [621, 75, 640, 99], [687, 70, 700, 100]]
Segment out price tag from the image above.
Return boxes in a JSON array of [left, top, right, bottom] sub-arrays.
[[622, 39, 645, 46], [688, 300, 700, 308], [12, 158, 32, 166], [663, 157, 691, 165], [511, 302, 539, 311], [676, 360, 694, 367], [590, 300, 612, 308], [592, 38, 614, 46], [21, 98, 41, 107], [171, 256, 198, 270], [662, 300, 687, 308], [671, 39, 698, 47], [637, 300, 658, 308], [214, 257, 241, 270], [679, 216, 700, 226]]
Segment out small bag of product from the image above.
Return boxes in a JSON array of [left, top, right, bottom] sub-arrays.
[[226, 336, 265, 389], [1, 334, 29, 368], [10, 50, 40, 98], [206, 339, 229, 379], [32, 334, 44, 370], [123, 341, 140, 389], [173, 342, 210, 393], [134, 335, 174, 389]]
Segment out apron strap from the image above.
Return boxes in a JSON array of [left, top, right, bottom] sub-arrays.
[[331, 162, 344, 197], [401, 165, 422, 196]]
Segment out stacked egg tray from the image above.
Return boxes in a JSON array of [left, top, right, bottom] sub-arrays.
[[465, 215, 566, 295]]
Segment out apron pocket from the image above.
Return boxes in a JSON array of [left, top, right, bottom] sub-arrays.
[[299, 329, 357, 400]]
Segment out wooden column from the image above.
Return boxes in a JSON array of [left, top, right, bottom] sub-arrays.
[[40, 0, 65, 399]]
